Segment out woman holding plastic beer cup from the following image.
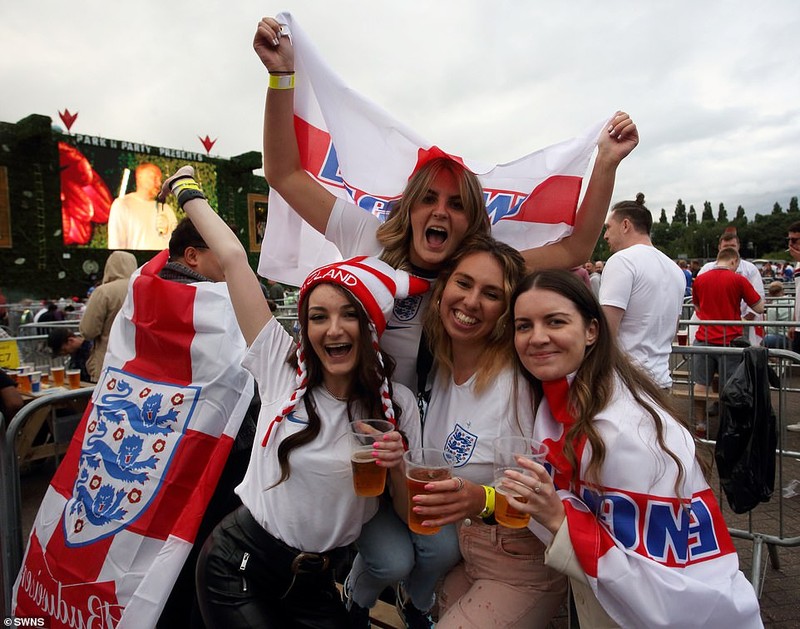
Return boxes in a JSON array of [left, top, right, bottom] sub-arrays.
[[408, 236, 567, 628], [160, 167, 422, 628], [505, 270, 762, 628]]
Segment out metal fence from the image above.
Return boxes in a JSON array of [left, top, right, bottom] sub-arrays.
[[670, 324, 800, 593]]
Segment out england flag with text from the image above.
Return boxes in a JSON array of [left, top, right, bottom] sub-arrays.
[[259, 12, 606, 286], [13, 250, 254, 629]]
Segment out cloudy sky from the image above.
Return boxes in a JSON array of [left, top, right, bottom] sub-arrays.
[[1, 0, 798, 219]]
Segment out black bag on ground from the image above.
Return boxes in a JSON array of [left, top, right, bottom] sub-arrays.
[[715, 347, 777, 514]]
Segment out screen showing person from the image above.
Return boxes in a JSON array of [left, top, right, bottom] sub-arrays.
[[58, 135, 218, 249]]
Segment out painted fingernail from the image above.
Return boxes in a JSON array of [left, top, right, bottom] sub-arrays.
[[272, 38, 279, 46]]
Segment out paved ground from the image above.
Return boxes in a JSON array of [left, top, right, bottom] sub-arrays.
[[12, 369, 800, 628]]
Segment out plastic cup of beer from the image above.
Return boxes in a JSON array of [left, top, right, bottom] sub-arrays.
[[350, 419, 395, 497], [66, 369, 81, 390], [39, 368, 50, 386], [51, 366, 65, 387], [676, 328, 689, 346], [404, 448, 453, 535], [30, 371, 42, 393], [18, 372, 32, 394], [7, 369, 19, 384], [493, 437, 549, 529]]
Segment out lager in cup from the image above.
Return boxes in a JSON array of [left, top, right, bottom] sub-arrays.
[[404, 448, 453, 535], [349, 419, 394, 497], [66, 369, 81, 390], [51, 366, 65, 387], [494, 481, 530, 529]]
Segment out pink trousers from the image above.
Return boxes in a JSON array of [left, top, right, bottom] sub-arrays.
[[437, 518, 567, 628]]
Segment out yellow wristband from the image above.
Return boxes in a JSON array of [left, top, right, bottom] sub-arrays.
[[478, 485, 496, 518], [268, 73, 295, 90]]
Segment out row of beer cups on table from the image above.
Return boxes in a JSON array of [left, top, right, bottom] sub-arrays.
[[349, 420, 547, 532], [7, 364, 82, 393]]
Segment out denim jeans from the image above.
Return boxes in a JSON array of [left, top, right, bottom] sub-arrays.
[[348, 498, 461, 611]]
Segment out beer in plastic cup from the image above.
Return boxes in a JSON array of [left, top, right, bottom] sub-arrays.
[[66, 369, 81, 390], [677, 329, 689, 346], [51, 366, 65, 387], [30, 371, 41, 393], [7, 369, 19, 384], [18, 372, 32, 394], [350, 419, 394, 497], [493, 436, 548, 529], [404, 448, 453, 535], [40, 370, 49, 386], [494, 480, 531, 528]]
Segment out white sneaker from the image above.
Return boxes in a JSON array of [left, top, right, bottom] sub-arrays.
[[786, 423, 800, 432]]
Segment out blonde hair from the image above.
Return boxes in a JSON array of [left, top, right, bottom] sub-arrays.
[[424, 235, 525, 394], [376, 158, 490, 271]]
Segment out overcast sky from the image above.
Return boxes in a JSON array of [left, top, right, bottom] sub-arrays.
[[2, 1, 798, 219]]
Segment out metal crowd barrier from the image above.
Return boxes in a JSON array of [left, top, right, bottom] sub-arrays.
[[0, 387, 93, 613], [670, 326, 800, 594]]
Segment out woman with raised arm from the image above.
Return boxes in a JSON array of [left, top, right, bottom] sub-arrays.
[[252, 16, 639, 389], [159, 167, 424, 629], [503, 270, 762, 628]]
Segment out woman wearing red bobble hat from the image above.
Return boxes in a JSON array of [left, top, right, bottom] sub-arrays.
[[160, 167, 424, 628]]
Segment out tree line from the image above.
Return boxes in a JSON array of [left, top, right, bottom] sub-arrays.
[[591, 196, 800, 262]]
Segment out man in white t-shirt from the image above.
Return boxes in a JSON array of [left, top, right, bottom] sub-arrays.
[[697, 232, 765, 346], [108, 163, 177, 250], [599, 196, 685, 388]]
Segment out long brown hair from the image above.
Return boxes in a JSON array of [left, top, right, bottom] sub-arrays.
[[424, 235, 525, 394], [376, 157, 490, 271], [510, 269, 708, 497], [273, 284, 401, 485]]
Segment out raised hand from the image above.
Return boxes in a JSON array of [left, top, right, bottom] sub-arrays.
[[598, 110, 639, 165], [253, 17, 294, 73]]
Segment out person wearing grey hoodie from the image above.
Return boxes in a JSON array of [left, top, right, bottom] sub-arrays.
[[79, 250, 138, 381]]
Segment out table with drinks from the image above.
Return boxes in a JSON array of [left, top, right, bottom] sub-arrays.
[[7, 363, 93, 466]]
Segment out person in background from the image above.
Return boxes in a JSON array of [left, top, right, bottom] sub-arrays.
[[266, 278, 285, 303], [599, 194, 685, 389], [678, 258, 693, 297], [785, 221, 800, 431], [47, 328, 92, 383], [698, 232, 764, 346], [762, 281, 792, 350], [589, 260, 603, 298], [692, 247, 764, 437], [79, 251, 138, 382], [506, 269, 761, 628], [108, 162, 178, 250], [0, 368, 24, 425], [690, 258, 702, 278]]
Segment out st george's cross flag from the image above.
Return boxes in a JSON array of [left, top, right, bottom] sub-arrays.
[[12, 250, 254, 629], [258, 12, 607, 286]]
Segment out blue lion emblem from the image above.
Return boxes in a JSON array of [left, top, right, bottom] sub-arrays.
[[81, 421, 159, 484], [393, 295, 422, 322], [97, 380, 178, 435], [444, 423, 477, 468], [70, 469, 128, 526]]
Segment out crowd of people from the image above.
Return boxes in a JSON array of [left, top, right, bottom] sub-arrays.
[[5, 15, 786, 629]]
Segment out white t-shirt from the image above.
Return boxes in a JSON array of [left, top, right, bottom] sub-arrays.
[[698, 258, 765, 345], [326, 197, 435, 391], [423, 366, 535, 486], [600, 244, 685, 388], [107, 193, 177, 250], [235, 317, 420, 552]]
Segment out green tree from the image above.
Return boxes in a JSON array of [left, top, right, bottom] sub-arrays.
[[734, 205, 747, 226], [789, 196, 799, 214], [659, 208, 668, 224], [701, 201, 715, 224], [672, 199, 687, 225], [773, 202, 783, 215], [717, 202, 728, 223], [687, 205, 697, 225]]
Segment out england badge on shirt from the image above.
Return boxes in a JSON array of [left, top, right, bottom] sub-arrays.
[[444, 422, 478, 467]]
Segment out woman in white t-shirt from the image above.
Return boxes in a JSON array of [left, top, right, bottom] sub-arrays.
[[253, 17, 639, 388], [160, 167, 424, 629], [394, 235, 567, 628]]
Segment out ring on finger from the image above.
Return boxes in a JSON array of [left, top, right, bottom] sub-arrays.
[[453, 476, 464, 492]]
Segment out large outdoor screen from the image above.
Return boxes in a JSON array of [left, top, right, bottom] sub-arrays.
[[59, 134, 218, 250]]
